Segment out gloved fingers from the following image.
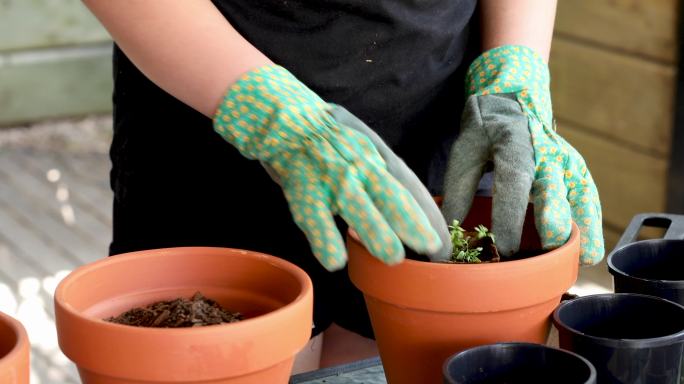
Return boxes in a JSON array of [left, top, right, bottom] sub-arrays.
[[533, 130, 605, 264], [296, 136, 407, 264], [329, 104, 452, 261], [441, 96, 492, 227], [485, 93, 536, 257], [335, 169, 406, 265], [531, 172, 574, 252], [353, 161, 442, 259], [440, 144, 488, 228], [320, 110, 387, 171], [281, 166, 347, 271], [328, 104, 390, 158], [279, 116, 439, 266], [562, 146, 605, 265], [491, 143, 535, 257]]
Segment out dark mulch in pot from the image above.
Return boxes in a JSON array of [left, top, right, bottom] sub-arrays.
[[105, 292, 243, 327]]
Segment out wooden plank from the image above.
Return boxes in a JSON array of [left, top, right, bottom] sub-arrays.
[[555, 0, 678, 63], [0, 46, 112, 125], [0, 206, 72, 278], [558, 123, 669, 230], [59, 157, 110, 201], [0, 240, 67, 329], [0, 158, 94, 384], [0, 158, 106, 266], [30, 349, 80, 384], [55, 152, 110, 189], [0, 170, 84, 273], [550, 39, 676, 156], [0, 241, 67, 354], [18, 151, 112, 228], [0, 159, 101, 384], [0, 241, 49, 286], [2, 276, 82, 384], [1, 151, 112, 249], [0, 0, 109, 51]]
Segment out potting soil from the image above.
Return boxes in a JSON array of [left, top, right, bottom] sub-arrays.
[[406, 236, 544, 264], [105, 292, 243, 327]]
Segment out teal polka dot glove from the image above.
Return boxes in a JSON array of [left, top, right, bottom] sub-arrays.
[[442, 45, 604, 265], [213, 65, 442, 271]]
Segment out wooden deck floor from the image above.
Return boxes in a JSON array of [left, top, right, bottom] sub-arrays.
[[0, 146, 111, 384], [0, 118, 612, 384]]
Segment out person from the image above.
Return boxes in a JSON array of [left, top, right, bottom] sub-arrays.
[[82, 0, 604, 373]]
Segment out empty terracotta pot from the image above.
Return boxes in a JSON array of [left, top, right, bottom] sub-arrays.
[[0, 311, 29, 384], [55, 247, 313, 384], [348, 196, 580, 384]]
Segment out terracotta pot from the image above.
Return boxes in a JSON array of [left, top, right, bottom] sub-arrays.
[[347, 196, 580, 384], [0, 311, 30, 384], [55, 247, 313, 384]]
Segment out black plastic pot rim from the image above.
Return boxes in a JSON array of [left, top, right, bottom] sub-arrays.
[[607, 240, 684, 287], [442, 342, 597, 384], [442, 341, 596, 364], [607, 265, 684, 287], [552, 293, 684, 349]]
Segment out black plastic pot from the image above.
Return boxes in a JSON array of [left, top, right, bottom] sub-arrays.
[[553, 293, 684, 384], [442, 342, 596, 384], [607, 213, 684, 305]]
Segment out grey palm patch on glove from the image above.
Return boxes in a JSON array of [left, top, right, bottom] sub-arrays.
[[441, 93, 535, 257], [328, 104, 453, 262]]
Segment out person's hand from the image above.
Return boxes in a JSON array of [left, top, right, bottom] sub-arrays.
[[441, 45, 604, 265], [328, 105, 452, 262], [213, 66, 442, 270]]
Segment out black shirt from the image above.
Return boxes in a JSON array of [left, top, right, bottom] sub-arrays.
[[109, 0, 478, 258], [211, 0, 477, 190]]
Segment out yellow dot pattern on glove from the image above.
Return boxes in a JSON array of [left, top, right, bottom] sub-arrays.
[[466, 45, 604, 265], [213, 65, 441, 270]]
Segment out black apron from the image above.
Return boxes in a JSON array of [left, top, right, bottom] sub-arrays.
[[109, 0, 478, 337]]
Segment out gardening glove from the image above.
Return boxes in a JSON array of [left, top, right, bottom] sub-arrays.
[[213, 65, 442, 271], [441, 45, 604, 265], [328, 105, 452, 261], [259, 105, 453, 262]]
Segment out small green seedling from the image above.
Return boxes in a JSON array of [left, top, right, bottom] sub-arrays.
[[474, 224, 495, 243], [448, 220, 497, 263]]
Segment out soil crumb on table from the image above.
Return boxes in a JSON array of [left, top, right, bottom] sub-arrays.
[[106, 292, 243, 327]]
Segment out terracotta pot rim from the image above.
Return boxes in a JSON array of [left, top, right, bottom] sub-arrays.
[[348, 223, 580, 312], [0, 311, 29, 375], [55, 247, 314, 381], [348, 222, 579, 269], [55, 247, 313, 334]]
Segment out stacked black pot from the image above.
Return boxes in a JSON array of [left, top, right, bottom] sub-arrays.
[[443, 213, 684, 384]]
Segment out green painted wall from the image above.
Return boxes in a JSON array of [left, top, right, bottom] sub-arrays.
[[0, 0, 112, 125]]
